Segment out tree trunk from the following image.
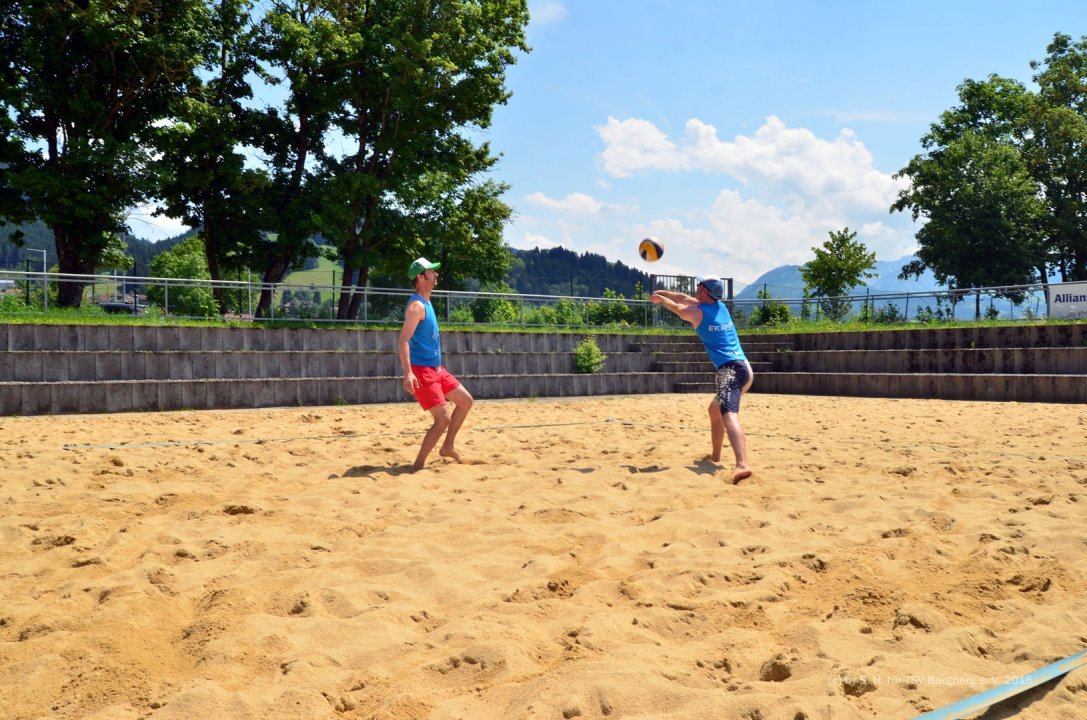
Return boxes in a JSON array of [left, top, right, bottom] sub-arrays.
[[1074, 246, 1087, 282], [202, 214, 228, 315], [346, 266, 368, 319], [255, 253, 292, 318], [336, 263, 357, 320], [336, 224, 360, 320], [53, 223, 95, 308]]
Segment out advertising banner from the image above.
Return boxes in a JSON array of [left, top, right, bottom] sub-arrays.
[[1046, 282, 1087, 319]]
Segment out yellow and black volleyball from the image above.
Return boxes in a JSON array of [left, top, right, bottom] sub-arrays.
[[638, 237, 664, 262]]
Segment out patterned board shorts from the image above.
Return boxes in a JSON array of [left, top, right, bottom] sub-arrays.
[[714, 360, 751, 414]]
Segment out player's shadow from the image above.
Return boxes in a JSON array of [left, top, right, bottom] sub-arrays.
[[342, 464, 414, 478], [687, 458, 723, 476]]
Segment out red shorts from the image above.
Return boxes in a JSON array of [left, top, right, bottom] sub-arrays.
[[411, 365, 461, 411]]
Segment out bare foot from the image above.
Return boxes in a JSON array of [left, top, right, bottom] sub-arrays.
[[438, 447, 461, 462], [411, 460, 426, 472], [731, 466, 753, 484]]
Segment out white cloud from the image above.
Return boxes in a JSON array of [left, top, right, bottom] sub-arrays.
[[524, 191, 617, 215], [510, 232, 560, 251], [597, 115, 904, 211], [126, 203, 191, 242], [597, 117, 682, 178], [530, 1, 567, 26], [583, 115, 919, 283]]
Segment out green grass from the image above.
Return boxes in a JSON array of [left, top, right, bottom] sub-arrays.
[[1, 299, 1083, 334]]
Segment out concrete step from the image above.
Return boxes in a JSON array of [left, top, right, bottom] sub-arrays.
[[0, 371, 710, 415], [0, 350, 660, 383], [770, 347, 1087, 375], [632, 341, 791, 356], [653, 360, 773, 374], [0, 324, 688, 354], [753, 324, 1087, 351]]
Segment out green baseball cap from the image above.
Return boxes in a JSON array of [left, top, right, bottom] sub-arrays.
[[407, 257, 440, 278]]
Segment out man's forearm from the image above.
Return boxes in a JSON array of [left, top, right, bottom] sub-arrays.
[[398, 341, 413, 375], [658, 296, 685, 316]]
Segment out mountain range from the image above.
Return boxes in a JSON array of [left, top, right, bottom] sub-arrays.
[[735, 256, 939, 301]]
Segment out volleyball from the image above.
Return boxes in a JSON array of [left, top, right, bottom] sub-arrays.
[[638, 237, 664, 262]]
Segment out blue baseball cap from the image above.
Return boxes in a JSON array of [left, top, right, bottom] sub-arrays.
[[696, 275, 725, 300]]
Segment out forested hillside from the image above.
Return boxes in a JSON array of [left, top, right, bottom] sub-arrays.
[[0, 222, 53, 269], [506, 247, 650, 297], [2, 224, 649, 297], [1, 222, 191, 277]]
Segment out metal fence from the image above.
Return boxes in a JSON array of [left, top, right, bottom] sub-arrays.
[[0, 267, 1081, 327]]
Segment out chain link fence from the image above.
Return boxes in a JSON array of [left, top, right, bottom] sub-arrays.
[[0, 266, 1082, 327]]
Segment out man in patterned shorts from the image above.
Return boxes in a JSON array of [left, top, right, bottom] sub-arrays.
[[651, 276, 754, 483]]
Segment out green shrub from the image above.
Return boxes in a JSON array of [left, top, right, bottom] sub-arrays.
[[750, 287, 791, 326], [145, 236, 219, 318], [524, 299, 586, 326], [448, 304, 475, 323], [859, 301, 904, 324], [0, 291, 28, 312], [587, 288, 637, 326], [572, 336, 607, 373]]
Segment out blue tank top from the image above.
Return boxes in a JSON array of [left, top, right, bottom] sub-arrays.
[[407, 294, 441, 367], [695, 301, 747, 368]]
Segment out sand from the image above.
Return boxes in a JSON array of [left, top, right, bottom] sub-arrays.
[[1, 393, 1085, 720]]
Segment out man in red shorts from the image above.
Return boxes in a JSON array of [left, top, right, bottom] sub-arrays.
[[397, 257, 474, 471]]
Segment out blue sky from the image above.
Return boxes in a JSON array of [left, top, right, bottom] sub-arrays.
[[132, 1, 1086, 290]]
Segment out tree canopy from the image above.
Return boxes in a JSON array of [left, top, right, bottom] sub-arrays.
[[893, 32, 1087, 300], [799, 227, 876, 322], [0, 0, 209, 307], [1, 0, 530, 314]]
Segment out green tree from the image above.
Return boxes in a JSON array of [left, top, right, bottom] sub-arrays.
[[319, 0, 529, 319], [156, 0, 271, 314], [244, 0, 345, 317], [892, 34, 1087, 294], [799, 227, 876, 322], [1025, 33, 1087, 282], [0, 0, 209, 307], [98, 234, 135, 273], [893, 129, 1045, 316], [146, 235, 220, 317]]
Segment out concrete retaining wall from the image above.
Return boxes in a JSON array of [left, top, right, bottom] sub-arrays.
[[1, 322, 1084, 415]]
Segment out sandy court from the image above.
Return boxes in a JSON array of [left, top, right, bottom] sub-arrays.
[[1, 392, 1085, 719]]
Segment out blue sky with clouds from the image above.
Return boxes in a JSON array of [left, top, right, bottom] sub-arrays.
[[132, 1, 1086, 290], [486, 0, 1085, 289]]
